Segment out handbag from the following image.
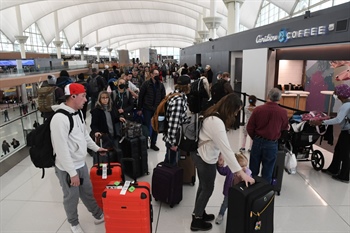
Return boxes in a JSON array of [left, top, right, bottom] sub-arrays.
[[284, 142, 297, 174]]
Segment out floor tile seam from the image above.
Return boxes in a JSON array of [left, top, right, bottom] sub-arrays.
[[295, 170, 330, 206], [2, 198, 62, 204], [154, 202, 162, 233]]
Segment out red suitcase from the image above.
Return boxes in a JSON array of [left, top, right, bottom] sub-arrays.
[[90, 152, 123, 209], [102, 181, 152, 233]]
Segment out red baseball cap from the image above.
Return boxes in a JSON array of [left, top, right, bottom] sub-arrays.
[[64, 83, 85, 96]]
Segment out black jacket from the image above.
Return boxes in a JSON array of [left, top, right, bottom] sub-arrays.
[[137, 79, 166, 111], [90, 106, 119, 138]]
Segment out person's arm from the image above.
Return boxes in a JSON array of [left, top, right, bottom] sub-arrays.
[[50, 113, 77, 177], [166, 96, 183, 146], [246, 110, 256, 139], [90, 109, 100, 137], [122, 92, 134, 113], [206, 117, 241, 173], [322, 104, 349, 125]]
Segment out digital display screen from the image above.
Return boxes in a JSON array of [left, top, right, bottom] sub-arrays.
[[0, 59, 35, 66]]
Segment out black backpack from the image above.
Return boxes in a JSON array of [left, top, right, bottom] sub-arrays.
[[26, 109, 82, 178], [188, 79, 209, 113], [211, 80, 226, 104]]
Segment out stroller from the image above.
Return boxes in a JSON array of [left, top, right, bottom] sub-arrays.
[[286, 111, 327, 171]]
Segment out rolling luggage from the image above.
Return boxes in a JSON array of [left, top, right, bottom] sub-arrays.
[[102, 181, 152, 233], [178, 150, 196, 185], [152, 162, 183, 207], [226, 176, 275, 233], [272, 148, 286, 195], [120, 136, 149, 179], [90, 152, 123, 209]]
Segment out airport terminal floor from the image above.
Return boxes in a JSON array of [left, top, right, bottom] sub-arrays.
[[0, 80, 349, 233]]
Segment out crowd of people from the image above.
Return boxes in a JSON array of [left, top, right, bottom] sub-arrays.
[[3, 62, 349, 232]]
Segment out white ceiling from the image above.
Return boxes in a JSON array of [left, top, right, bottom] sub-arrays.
[[0, 0, 299, 51]]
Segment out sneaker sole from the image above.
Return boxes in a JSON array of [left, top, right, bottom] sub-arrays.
[[190, 226, 213, 231]]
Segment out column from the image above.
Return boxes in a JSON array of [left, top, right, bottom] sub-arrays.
[[53, 11, 63, 59], [15, 5, 28, 59], [203, 17, 222, 39], [53, 41, 63, 59], [224, 0, 244, 34], [95, 46, 101, 62], [107, 48, 113, 62], [21, 83, 28, 105], [203, 0, 222, 39], [198, 31, 210, 42]]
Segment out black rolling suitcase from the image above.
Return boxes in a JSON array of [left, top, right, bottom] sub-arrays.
[[120, 136, 149, 179], [272, 148, 286, 195], [226, 176, 275, 233], [178, 150, 196, 185], [152, 162, 183, 207]]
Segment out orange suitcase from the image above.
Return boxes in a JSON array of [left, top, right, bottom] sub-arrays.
[[90, 152, 123, 209], [102, 181, 152, 233]]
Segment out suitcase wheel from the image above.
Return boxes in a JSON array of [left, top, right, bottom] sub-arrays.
[[170, 204, 174, 208]]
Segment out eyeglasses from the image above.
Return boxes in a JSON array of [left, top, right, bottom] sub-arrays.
[[101, 97, 109, 99]]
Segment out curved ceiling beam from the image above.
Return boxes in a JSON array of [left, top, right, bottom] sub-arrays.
[[110, 37, 194, 49], [80, 22, 197, 48]]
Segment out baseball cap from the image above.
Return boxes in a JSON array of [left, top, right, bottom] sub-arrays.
[[64, 83, 85, 96], [177, 75, 191, 85]]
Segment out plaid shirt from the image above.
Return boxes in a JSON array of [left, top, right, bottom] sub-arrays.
[[163, 90, 190, 146]]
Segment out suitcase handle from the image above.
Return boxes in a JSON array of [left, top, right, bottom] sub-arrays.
[[120, 157, 137, 182], [95, 135, 112, 174]]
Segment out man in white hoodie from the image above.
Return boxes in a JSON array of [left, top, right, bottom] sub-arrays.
[[50, 83, 108, 233]]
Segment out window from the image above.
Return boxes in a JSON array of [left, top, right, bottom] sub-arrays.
[[0, 31, 13, 51]]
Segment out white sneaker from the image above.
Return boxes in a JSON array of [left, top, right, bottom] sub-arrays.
[[215, 214, 223, 225], [70, 224, 85, 233], [94, 213, 104, 225]]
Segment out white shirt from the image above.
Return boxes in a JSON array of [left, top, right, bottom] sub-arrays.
[[197, 116, 241, 173]]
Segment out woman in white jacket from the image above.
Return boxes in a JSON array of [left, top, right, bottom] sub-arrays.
[[190, 93, 255, 231]]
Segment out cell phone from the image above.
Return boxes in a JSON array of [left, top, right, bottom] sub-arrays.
[[66, 174, 84, 187]]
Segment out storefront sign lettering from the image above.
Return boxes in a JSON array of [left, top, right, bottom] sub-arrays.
[[256, 25, 328, 44]]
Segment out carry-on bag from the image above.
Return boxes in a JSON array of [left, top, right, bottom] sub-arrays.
[[120, 136, 149, 179], [151, 162, 183, 207], [226, 176, 275, 233], [178, 150, 196, 185], [90, 138, 123, 209], [272, 147, 286, 195], [102, 180, 152, 233]]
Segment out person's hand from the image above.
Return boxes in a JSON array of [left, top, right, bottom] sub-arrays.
[[310, 120, 322, 126], [118, 109, 124, 114], [98, 147, 108, 155], [70, 175, 80, 187], [217, 153, 225, 167], [119, 117, 126, 123], [94, 132, 102, 139], [236, 170, 255, 187], [137, 110, 142, 116], [170, 145, 178, 151]]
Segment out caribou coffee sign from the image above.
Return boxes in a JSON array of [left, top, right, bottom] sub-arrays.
[[256, 24, 330, 44]]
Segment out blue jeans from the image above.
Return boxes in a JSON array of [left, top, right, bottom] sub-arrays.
[[142, 108, 157, 145], [249, 137, 278, 183], [164, 142, 179, 165], [218, 195, 228, 216]]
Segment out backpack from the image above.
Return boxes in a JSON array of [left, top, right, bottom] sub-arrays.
[[89, 75, 102, 93], [151, 92, 181, 133], [176, 113, 203, 152], [211, 80, 226, 104], [188, 79, 209, 113], [37, 86, 60, 112], [176, 113, 221, 152], [26, 109, 82, 178]]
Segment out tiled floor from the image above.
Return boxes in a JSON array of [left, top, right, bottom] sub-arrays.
[[1, 80, 349, 233]]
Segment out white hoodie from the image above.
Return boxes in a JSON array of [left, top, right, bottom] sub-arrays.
[[50, 103, 100, 177]]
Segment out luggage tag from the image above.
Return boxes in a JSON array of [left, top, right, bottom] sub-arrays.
[[250, 212, 261, 231], [120, 181, 131, 195], [102, 164, 107, 179]]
